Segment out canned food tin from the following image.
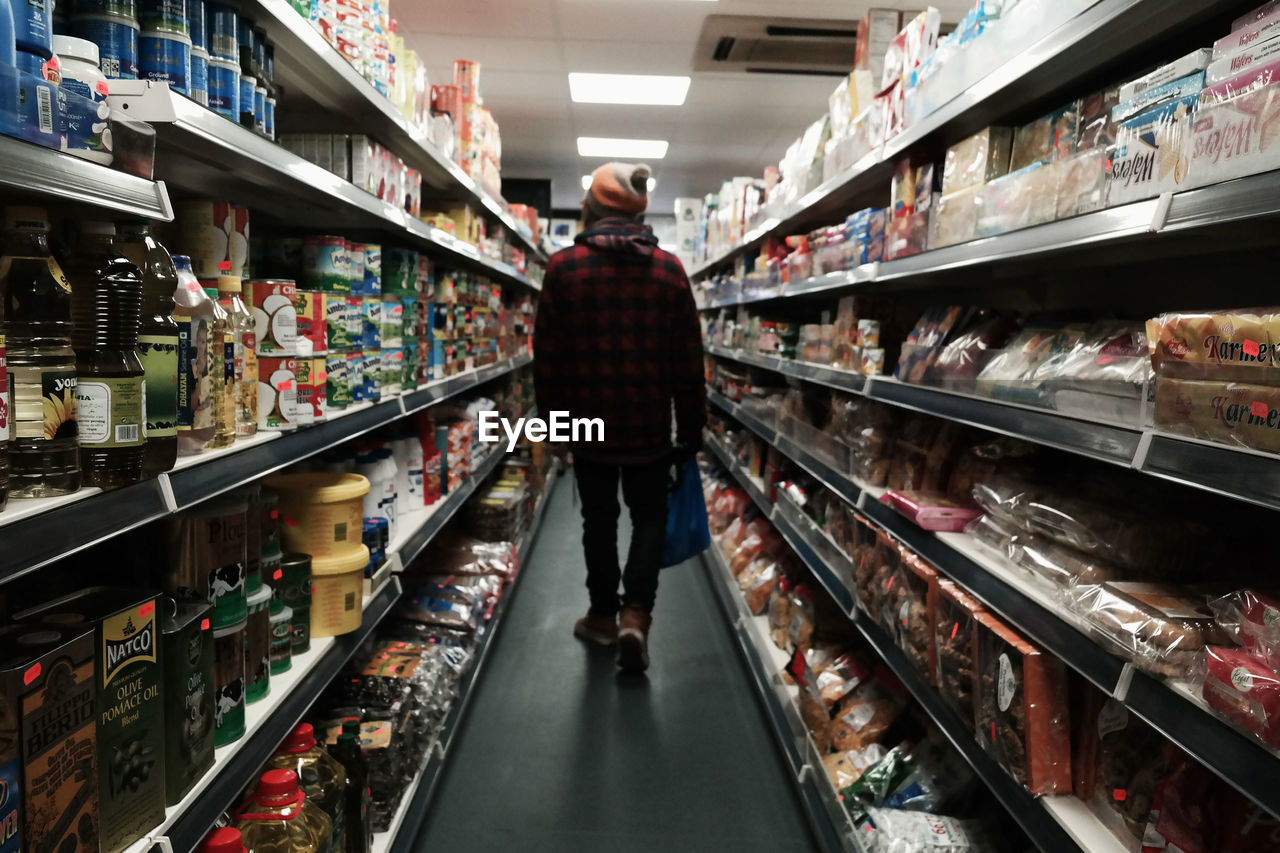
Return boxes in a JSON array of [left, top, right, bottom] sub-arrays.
[[189, 44, 208, 105], [277, 552, 312, 654], [72, 0, 137, 18], [139, 29, 191, 93], [139, 0, 187, 35], [361, 296, 382, 349], [325, 294, 352, 351], [381, 347, 402, 396], [253, 83, 265, 133], [293, 357, 314, 426], [248, 278, 298, 355], [264, 95, 275, 139], [207, 54, 238, 117], [176, 199, 240, 279], [363, 244, 381, 294], [361, 350, 381, 402], [189, 0, 206, 49], [345, 295, 361, 343], [382, 247, 417, 294], [296, 290, 326, 354], [348, 348, 365, 403], [347, 242, 365, 295], [325, 350, 351, 409], [237, 72, 254, 121], [380, 294, 404, 348], [205, 1, 236, 60], [257, 355, 299, 430], [73, 13, 140, 79], [302, 235, 349, 292], [165, 495, 248, 628], [269, 602, 292, 675], [213, 619, 246, 745], [306, 356, 327, 421], [244, 583, 271, 703]]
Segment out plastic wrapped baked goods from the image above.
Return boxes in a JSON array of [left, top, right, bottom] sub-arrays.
[[973, 612, 1072, 794], [1054, 147, 1110, 219], [1075, 87, 1120, 151], [1201, 646, 1280, 747], [1147, 308, 1280, 381], [974, 162, 1061, 238], [896, 307, 968, 382], [1208, 588, 1280, 664], [768, 576, 794, 650], [1049, 321, 1151, 421], [976, 325, 1089, 405], [941, 126, 1013, 194], [861, 809, 994, 853], [823, 745, 889, 791], [965, 512, 1019, 556], [412, 535, 516, 576], [1154, 377, 1280, 455], [1010, 102, 1080, 170], [934, 580, 984, 725], [1011, 531, 1123, 587], [739, 559, 778, 615], [885, 549, 937, 681], [925, 311, 1021, 388], [829, 685, 901, 752], [1070, 582, 1230, 678], [789, 585, 817, 654], [817, 652, 871, 708], [856, 530, 901, 621], [933, 184, 983, 249]]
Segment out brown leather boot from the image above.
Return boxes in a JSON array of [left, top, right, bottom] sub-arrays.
[[617, 606, 652, 673], [574, 612, 618, 646]]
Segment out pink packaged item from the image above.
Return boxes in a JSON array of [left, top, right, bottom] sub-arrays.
[[1200, 56, 1280, 104], [1213, 7, 1280, 59], [879, 490, 980, 532]]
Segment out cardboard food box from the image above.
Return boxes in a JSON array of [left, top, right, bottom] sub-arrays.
[[0, 623, 99, 853], [973, 611, 1072, 794], [1185, 77, 1280, 190], [17, 589, 165, 853], [1106, 94, 1197, 206]]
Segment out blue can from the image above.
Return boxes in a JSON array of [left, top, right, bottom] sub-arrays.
[[72, 13, 140, 79], [207, 54, 238, 118], [15, 50, 50, 78], [139, 0, 187, 34], [189, 44, 208, 105], [139, 30, 191, 93], [14, 0, 53, 58], [264, 94, 275, 138], [188, 0, 206, 49], [252, 26, 265, 71], [71, 0, 137, 16], [205, 1, 236, 60], [238, 73, 254, 121], [264, 42, 273, 83], [236, 15, 252, 62], [253, 83, 265, 133], [16, 61, 60, 149]]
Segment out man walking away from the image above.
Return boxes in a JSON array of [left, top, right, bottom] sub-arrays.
[[533, 162, 706, 674]]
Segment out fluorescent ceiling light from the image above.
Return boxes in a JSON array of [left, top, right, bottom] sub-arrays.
[[569, 73, 691, 106], [577, 136, 669, 159], [582, 174, 659, 191]]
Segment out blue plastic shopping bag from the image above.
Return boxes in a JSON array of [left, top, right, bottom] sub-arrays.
[[661, 455, 711, 568]]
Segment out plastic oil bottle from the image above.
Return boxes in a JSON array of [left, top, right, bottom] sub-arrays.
[[206, 283, 237, 449], [265, 723, 346, 853], [173, 255, 216, 455], [235, 769, 332, 853], [330, 720, 371, 853], [65, 221, 145, 488], [117, 221, 179, 476], [0, 206, 80, 497], [217, 275, 257, 438]]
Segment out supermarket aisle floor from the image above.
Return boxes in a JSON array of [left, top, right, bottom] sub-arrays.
[[413, 472, 817, 853]]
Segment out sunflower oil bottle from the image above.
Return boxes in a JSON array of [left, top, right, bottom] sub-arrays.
[[0, 206, 80, 497], [235, 769, 332, 853], [217, 275, 257, 438], [65, 221, 145, 488], [173, 255, 216, 455], [206, 284, 237, 449], [118, 221, 180, 476]]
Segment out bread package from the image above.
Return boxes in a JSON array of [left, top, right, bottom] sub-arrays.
[[974, 162, 1061, 238], [973, 612, 1073, 794], [1209, 588, 1280, 665], [1070, 582, 1231, 678], [934, 579, 984, 725], [1154, 377, 1280, 454], [1147, 308, 1280, 381], [1201, 645, 1280, 747]]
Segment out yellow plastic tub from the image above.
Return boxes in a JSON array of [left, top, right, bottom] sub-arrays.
[[264, 473, 369, 557], [309, 544, 369, 637]]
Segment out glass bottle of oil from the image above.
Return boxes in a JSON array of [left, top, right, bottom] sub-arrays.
[[217, 275, 257, 438], [65, 221, 145, 488], [0, 206, 80, 497], [235, 769, 332, 853], [117, 221, 179, 476], [173, 255, 216, 455], [205, 285, 237, 449]]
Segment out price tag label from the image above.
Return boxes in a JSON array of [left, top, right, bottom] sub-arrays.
[[1244, 339, 1261, 357], [1252, 401, 1269, 419]]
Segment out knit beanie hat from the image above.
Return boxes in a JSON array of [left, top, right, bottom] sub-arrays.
[[585, 162, 651, 218]]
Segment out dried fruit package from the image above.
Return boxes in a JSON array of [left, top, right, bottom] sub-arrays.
[[933, 579, 984, 726], [973, 612, 1072, 794], [829, 683, 901, 752], [884, 549, 938, 682], [823, 745, 889, 791], [856, 529, 901, 624]]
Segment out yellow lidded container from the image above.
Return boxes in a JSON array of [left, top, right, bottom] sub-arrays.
[[309, 544, 369, 637], [264, 473, 369, 557]]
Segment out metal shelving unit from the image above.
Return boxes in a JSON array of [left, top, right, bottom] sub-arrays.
[[107, 85, 539, 291], [0, 353, 532, 584], [708, 395, 1280, 823], [238, 0, 544, 262], [0, 134, 173, 220]]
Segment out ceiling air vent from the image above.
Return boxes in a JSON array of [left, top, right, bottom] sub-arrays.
[[694, 15, 858, 77]]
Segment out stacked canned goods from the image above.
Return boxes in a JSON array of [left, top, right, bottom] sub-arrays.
[[189, 0, 208, 105], [138, 0, 192, 94], [247, 277, 304, 430], [302, 236, 354, 413], [205, 1, 238, 119], [69, 0, 141, 80]]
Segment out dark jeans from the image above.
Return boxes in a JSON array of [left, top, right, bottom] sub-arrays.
[[574, 458, 668, 615]]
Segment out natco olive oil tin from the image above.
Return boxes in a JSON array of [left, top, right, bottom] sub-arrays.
[[0, 622, 99, 853], [17, 588, 165, 853], [160, 599, 214, 806]]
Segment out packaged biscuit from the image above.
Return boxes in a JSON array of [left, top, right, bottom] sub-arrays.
[[1107, 94, 1197, 205], [941, 126, 1012, 195], [1054, 147, 1110, 220], [1147, 308, 1280, 380], [1119, 50, 1212, 103], [1155, 376, 1280, 454], [1076, 88, 1121, 150], [1185, 77, 1280, 190], [974, 162, 1060, 238], [932, 184, 982, 249], [1010, 103, 1080, 171], [1112, 72, 1206, 124], [973, 612, 1072, 794], [0, 623, 99, 853]]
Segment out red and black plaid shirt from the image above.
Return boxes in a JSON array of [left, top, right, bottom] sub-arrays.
[[534, 218, 706, 461]]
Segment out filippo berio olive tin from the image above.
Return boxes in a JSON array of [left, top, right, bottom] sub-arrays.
[[17, 588, 164, 853], [0, 622, 99, 853], [160, 598, 214, 806], [165, 494, 248, 628]]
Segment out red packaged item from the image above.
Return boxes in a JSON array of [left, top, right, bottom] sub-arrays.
[[1201, 646, 1280, 747], [1209, 588, 1280, 665], [1140, 754, 1217, 853], [879, 489, 981, 532], [973, 612, 1072, 794]]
